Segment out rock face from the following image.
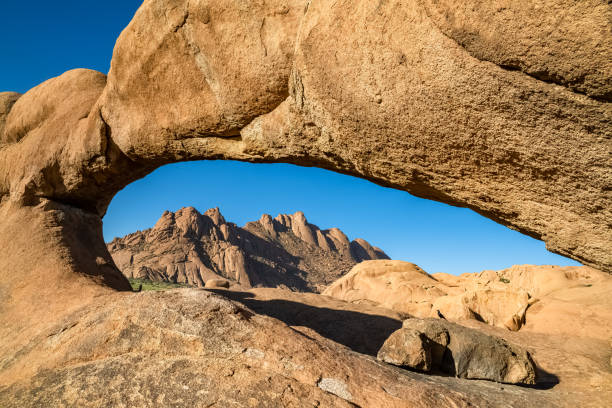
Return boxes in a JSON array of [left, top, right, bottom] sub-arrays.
[[324, 260, 609, 331], [108, 207, 388, 292], [0, 92, 20, 144], [383, 318, 537, 385], [0, 0, 611, 406]]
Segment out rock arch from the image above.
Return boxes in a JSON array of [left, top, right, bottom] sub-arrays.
[[0, 0, 610, 332], [1, 1, 611, 405]]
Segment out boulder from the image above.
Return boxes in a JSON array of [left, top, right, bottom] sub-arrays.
[[205, 279, 230, 289], [396, 318, 536, 385], [401, 318, 450, 367], [376, 328, 432, 371], [323, 260, 447, 314]]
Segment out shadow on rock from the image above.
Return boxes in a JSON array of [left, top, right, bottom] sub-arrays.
[[207, 289, 402, 356], [528, 366, 560, 390]]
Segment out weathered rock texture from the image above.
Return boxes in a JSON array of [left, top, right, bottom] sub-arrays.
[[377, 328, 433, 371], [406, 319, 535, 385], [383, 319, 537, 385], [107, 207, 387, 291], [324, 260, 610, 332], [0, 92, 20, 144], [0, 0, 611, 406], [220, 286, 612, 406], [1, 288, 587, 408]]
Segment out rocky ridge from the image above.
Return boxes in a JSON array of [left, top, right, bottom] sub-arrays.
[[323, 260, 611, 336], [108, 207, 388, 292]]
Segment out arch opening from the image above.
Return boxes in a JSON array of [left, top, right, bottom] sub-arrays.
[[102, 159, 582, 293]]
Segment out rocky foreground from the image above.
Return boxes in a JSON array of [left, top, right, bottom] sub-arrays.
[[108, 207, 388, 292], [1, 263, 610, 407]]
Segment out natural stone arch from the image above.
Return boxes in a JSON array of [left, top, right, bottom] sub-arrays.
[[0, 0, 610, 334], [1, 1, 611, 405]]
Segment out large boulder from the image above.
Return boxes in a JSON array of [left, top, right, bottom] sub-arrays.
[[391, 318, 537, 385], [322, 260, 447, 315], [205, 278, 230, 289]]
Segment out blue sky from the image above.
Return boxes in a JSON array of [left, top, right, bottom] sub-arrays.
[[104, 161, 581, 275], [0, 1, 141, 93], [2, 2, 581, 274]]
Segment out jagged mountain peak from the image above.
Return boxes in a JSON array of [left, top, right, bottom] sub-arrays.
[[108, 207, 389, 292]]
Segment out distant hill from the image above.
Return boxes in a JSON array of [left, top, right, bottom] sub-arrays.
[[107, 207, 389, 292]]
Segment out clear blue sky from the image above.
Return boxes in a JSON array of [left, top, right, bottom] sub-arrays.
[[0, 1, 142, 93], [2, 1, 581, 274], [103, 161, 581, 275]]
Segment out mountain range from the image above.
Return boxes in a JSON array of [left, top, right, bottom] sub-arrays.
[[107, 207, 389, 292]]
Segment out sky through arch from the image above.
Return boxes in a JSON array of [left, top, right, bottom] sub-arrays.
[[103, 161, 581, 275]]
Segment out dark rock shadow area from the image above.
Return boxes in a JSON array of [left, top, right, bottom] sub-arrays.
[[207, 289, 401, 356], [207, 289, 560, 389]]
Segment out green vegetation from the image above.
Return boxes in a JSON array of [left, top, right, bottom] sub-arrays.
[[128, 278, 192, 292], [499, 277, 511, 284]]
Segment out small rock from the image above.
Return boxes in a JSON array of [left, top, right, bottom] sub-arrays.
[[205, 279, 230, 289]]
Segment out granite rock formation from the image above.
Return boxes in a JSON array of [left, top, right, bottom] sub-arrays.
[[324, 260, 610, 332], [0, 0, 611, 406], [383, 318, 537, 385], [193, 287, 612, 405], [0, 92, 20, 142], [3, 288, 596, 408], [377, 328, 433, 371], [107, 207, 387, 291]]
